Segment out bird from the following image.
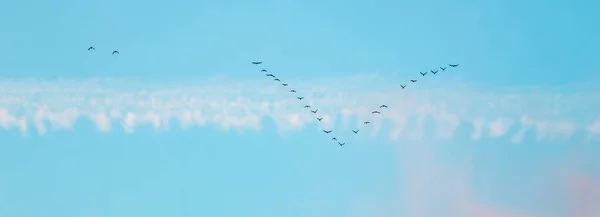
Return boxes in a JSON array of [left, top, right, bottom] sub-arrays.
[[420, 72, 427, 76], [87, 46, 95, 51], [304, 105, 311, 108], [252, 61, 262, 64], [449, 64, 459, 67], [431, 70, 439, 74], [297, 97, 304, 100], [282, 83, 289, 86], [372, 111, 381, 114], [261, 69, 267, 72], [323, 130, 332, 134], [440, 67, 447, 71], [317, 117, 323, 121], [311, 109, 318, 114], [332, 137, 337, 141], [410, 80, 417, 83], [290, 90, 296, 93], [400, 85, 407, 89], [266, 74, 275, 77], [380, 105, 388, 108], [364, 121, 370, 124], [338, 142, 345, 146], [112, 50, 119, 55], [274, 78, 281, 82], [352, 130, 359, 134]]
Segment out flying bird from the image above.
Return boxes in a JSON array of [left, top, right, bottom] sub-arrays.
[[352, 130, 359, 134], [364, 121, 370, 124], [297, 97, 304, 100], [449, 64, 459, 67], [410, 80, 417, 83], [112, 50, 119, 55], [266, 74, 275, 77], [332, 137, 337, 141], [431, 70, 439, 74], [338, 142, 345, 146], [400, 85, 406, 89], [252, 61, 262, 64], [311, 109, 318, 113], [87, 46, 95, 51], [380, 105, 388, 108], [323, 130, 332, 134], [274, 78, 280, 82], [282, 83, 289, 86], [261, 69, 267, 72], [290, 90, 296, 92], [317, 117, 323, 121], [420, 72, 427, 76], [304, 105, 311, 108], [440, 67, 447, 71], [372, 111, 381, 114]]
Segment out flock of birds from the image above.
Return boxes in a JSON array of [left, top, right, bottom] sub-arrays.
[[86, 46, 459, 146], [251, 61, 460, 147]]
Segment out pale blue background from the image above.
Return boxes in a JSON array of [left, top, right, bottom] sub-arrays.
[[1, 0, 599, 216]]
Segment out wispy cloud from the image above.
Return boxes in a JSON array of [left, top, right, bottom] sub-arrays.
[[0, 76, 599, 142]]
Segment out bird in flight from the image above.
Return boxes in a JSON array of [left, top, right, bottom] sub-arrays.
[[297, 97, 304, 100], [400, 85, 406, 89], [252, 61, 262, 64], [410, 80, 417, 83], [431, 70, 439, 74], [304, 105, 311, 108], [352, 130, 359, 134], [282, 83, 289, 86], [261, 69, 267, 72], [274, 78, 281, 82], [290, 90, 296, 93], [440, 67, 447, 71], [266, 74, 275, 77], [332, 137, 337, 141], [364, 121, 370, 124], [311, 109, 318, 113], [317, 117, 323, 121], [338, 142, 345, 146], [323, 130, 332, 134], [88, 46, 95, 51], [372, 111, 381, 114], [420, 72, 427, 76], [112, 50, 119, 55], [380, 105, 388, 108], [449, 64, 459, 67]]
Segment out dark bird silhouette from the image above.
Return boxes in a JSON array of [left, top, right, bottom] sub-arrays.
[[274, 78, 280, 82], [420, 72, 427, 76], [380, 105, 388, 108], [311, 109, 318, 114], [323, 130, 332, 134], [290, 90, 296, 93], [266, 74, 275, 77], [352, 130, 359, 134], [440, 67, 447, 71], [282, 83, 289, 86], [297, 97, 304, 100], [332, 137, 337, 141], [410, 80, 417, 83], [431, 70, 439, 74], [261, 69, 267, 72], [372, 111, 381, 114], [304, 105, 311, 108], [112, 50, 119, 55], [364, 121, 370, 124], [449, 64, 459, 67], [400, 85, 407, 89], [252, 61, 262, 64], [88, 46, 95, 51], [317, 117, 323, 121], [338, 142, 345, 146]]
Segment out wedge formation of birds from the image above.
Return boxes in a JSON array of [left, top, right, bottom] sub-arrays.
[[252, 61, 460, 147]]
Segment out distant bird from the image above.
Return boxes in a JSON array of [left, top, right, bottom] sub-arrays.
[[297, 97, 304, 100], [282, 83, 289, 86], [410, 80, 417, 83], [304, 105, 311, 108], [290, 90, 296, 93], [338, 142, 345, 146], [400, 85, 406, 89], [311, 109, 318, 114], [112, 50, 119, 55], [431, 70, 439, 74], [266, 74, 275, 77], [317, 117, 323, 121], [87, 46, 95, 51], [372, 111, 381, 114], [323, 130, 332, 134], [440, 67, 447, 71], [420, 72, 427, 76], [352, 130, 359, 134], [252, 61, 262, 64], [274, 78, 280, 82], [261, 69, 267, 72], [449, 64, 459, 67], [364, 121, 370, 124], [332, 137, 337, 141], [380, 105, 388, 108]]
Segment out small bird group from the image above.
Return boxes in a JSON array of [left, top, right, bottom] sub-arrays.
[[87, 46, 119, 55], [398, 64, 459, 89]]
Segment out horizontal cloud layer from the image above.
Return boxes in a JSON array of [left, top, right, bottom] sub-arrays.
[[0, 75, 599, 143]]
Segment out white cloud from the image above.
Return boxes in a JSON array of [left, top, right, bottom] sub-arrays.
[[0, 76, 598, 143]]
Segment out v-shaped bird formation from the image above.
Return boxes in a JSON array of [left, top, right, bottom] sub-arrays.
[[251, 61, 460, 147]]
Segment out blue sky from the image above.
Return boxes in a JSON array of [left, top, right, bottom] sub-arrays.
[[1, 0, 600, 217]]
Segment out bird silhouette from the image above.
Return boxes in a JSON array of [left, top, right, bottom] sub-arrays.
[[274, 78, 280, 82], [304, 105, 311, 108], [290, 90, 296, 93], [332, 137, 337, 141], [420, 72, 427, 76], [380, 105, 388, 108], [261, 69, 267, 72], [88, 46, 95, 51], [431, 70, 439, 74], [364, 121, 370, 124], [338, 142, 345, 146], [323, 130, 332, 134], [297, 97, 304, 100], [252, 61, 262, 64], [440, 67, 447, 71], [282, 83, 289, 86], [410, 80, 417, 83], [266, 74, 275, 77], [372, 111, 381, 114], [400, 85, 406, 89], [311, 109, 318, 114], [352, 130, 359, 134], [112, 50, 119, 55], [317, 117, 323, 121], [449, 64, 459, 67]]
